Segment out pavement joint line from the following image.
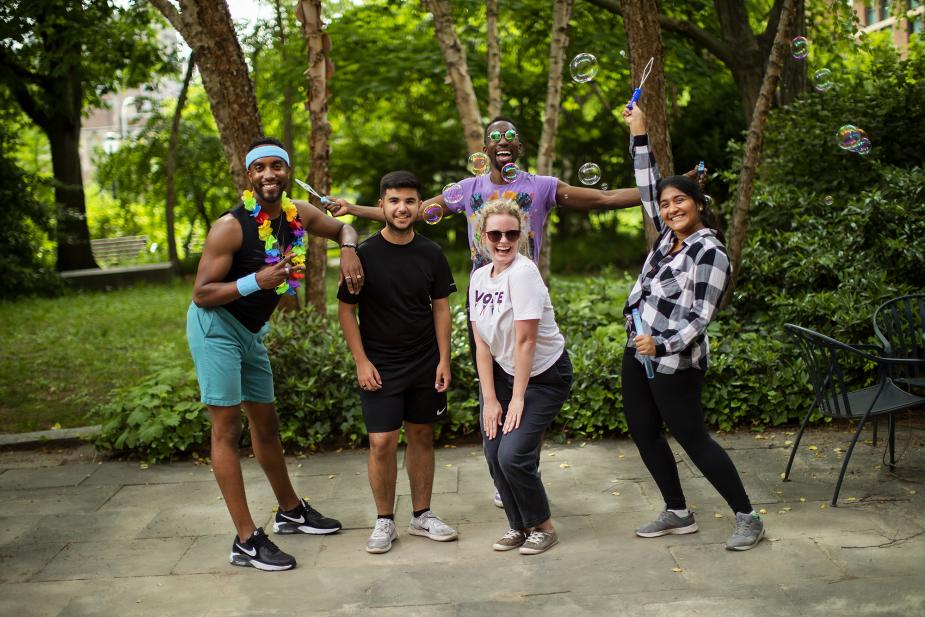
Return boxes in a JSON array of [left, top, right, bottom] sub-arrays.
[[94, 484, 125, 512]]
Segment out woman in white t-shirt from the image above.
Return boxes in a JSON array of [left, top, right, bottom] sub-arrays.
[[469, 198, 573, 555]]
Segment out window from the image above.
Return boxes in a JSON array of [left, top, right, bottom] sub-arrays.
[[880, 0, 891, 21], [865, 5, 876, 24]]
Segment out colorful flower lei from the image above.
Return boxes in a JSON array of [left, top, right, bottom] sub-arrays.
[[242, 190, 306, 295]]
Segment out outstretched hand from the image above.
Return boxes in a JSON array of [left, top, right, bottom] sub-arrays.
[[326, 198, 352, 217]]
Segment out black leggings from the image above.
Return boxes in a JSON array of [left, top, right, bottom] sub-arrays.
[[621, 348, 752, 515]]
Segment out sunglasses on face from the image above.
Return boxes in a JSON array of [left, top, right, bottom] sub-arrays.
[[485, 229, 522, 242], [488, 129, 517, 143]]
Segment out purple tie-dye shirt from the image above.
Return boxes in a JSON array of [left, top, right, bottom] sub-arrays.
[[446, 173, 559, 270]]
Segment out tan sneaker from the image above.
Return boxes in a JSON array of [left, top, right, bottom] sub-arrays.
[[492, 529, 527, 551], [519, 529, 559, 555]]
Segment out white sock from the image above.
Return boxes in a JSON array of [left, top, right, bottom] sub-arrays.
[[668, 508, 690, 518]]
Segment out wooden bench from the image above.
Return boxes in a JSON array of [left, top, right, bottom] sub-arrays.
[[91, 235, 149, 266]]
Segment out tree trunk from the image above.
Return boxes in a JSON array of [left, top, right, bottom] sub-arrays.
[[150, 0, 263, 193], [166, 52, 197, 267], [777, 0, 806, 106], [621, 0, 673, 251], [724, 0, 798, 306], [274, 0, 295, 155], [486, 0, 501, 119], [423, 0, 484, 153], [50, 117, 98, 271], [296, 0, 333, 315], [536, 0, 575, 282]]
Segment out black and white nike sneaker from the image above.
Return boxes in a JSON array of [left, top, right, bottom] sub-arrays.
[[273, 498, 342, 535], [230, 528, 296, 571]]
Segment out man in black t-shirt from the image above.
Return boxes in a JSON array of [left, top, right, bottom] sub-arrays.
[[338, 171, 459, 554]]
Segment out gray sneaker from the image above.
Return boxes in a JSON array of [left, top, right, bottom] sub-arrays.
[[492, 529, 527, 551], [726, 512, 764, 551], [635, 511, 698, 538], [519, 529, 559, 555], [493, 490, 504, 508], [366, 518, 398, 554], [408, 510, 458, 541]]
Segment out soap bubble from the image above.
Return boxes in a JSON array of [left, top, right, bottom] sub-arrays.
[[423, 203, 443, 225], [851, 137, 871, 155], [442, 182, 464, 205], [467, 152, 490, 176], [619, 50, 627, 58], [704, 195, 714, 207], [501, 162, 520, 183], [836, 125, 864, 150], [823, 195, 833, 206], [569, 53, 599, 83], [791, 36, 809, 60], [601, 183, 609, 190], [813, 68, 833, 92], [578, 162, 601, 185]]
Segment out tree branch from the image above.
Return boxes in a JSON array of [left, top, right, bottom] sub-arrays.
[[149, 0, 184, 33], [0, 59, 50, 128], [583, 0, 733, 66], [758, 0, 787, 51]]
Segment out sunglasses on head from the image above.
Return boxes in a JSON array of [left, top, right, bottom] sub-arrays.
[[485, 229, 522, 242], [488, 129, 517, 143]]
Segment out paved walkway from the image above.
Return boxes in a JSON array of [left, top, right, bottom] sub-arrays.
[[1, 424, 924, 616]]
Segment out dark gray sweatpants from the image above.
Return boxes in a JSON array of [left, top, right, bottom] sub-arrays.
[[482, 351, 572, 529]]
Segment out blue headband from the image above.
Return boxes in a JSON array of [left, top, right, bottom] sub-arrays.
[[245, 145, 290, 169]]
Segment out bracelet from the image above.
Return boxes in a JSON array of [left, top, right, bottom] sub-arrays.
[[236, 273, 261, 296], [340, 242, 357, 250]]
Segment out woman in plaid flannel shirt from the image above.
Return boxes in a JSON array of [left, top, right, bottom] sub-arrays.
[[619, 106, 765, 551]]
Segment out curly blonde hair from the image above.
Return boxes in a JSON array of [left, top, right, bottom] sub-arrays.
[[473, 199, 530, 259]]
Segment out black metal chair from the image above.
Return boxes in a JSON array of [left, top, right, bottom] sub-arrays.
[[783, 324, 925, 506], [873, 293, 925, 390]]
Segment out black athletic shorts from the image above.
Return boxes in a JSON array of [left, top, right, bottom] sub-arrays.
[[359, 349, 448, 433]]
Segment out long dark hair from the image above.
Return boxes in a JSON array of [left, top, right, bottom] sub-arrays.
[[656, 175, 725, 244]]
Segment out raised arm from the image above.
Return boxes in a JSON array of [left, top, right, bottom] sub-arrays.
[[622, 106, 662, 232], [327, 193, 450, 222]]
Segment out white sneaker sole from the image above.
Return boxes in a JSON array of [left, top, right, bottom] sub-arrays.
[[519, 537, 559, 555], [408, 526, 458, 541], [229, 553, 296, 571], [635, 523, 699, 538], [492, 541, 525, 551]]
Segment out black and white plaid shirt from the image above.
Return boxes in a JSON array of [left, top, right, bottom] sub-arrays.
[[623, 134, 730, 373]]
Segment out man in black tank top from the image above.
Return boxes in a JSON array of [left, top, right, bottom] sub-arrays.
[[186, 138, 364, 571]]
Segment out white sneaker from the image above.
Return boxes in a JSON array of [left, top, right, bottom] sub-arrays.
[[366, 518, 398, 554], [493, 491, 503, 508], [408, 510, 458, 541]]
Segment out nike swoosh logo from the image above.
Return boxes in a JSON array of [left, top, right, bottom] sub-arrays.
[[436, 407, 446, 416], [279, 512, 305, 524], [235, 543, 257, 557]]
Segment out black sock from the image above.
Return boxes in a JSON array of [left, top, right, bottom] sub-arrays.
[[413, 508, 430, 518], [377, 513, 394, 520]]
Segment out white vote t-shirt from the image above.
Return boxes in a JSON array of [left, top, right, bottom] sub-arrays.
[[469, 254, 565, 377]]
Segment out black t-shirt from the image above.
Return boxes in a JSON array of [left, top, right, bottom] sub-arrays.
[[222, 205, 295, 332], [338, 232, 456, 369]]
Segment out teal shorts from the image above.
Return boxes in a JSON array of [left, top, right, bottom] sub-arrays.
[[186, 303, 274, 406]]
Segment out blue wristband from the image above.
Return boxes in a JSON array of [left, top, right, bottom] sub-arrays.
[[236, 273, 261, 296]]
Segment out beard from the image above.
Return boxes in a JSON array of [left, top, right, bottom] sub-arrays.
[[252, 178, 288, 204]]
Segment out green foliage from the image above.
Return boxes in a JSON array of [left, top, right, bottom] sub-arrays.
[[93, 364, 209, 461]]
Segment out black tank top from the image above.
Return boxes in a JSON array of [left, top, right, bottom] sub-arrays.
[[221, 204, 295, 332]]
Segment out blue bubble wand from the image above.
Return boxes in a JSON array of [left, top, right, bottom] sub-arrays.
[[696, 160, 706, 185], [626, 57, 655, 110], [294, 178, 332, 206], [632, 308, 656, 380]]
